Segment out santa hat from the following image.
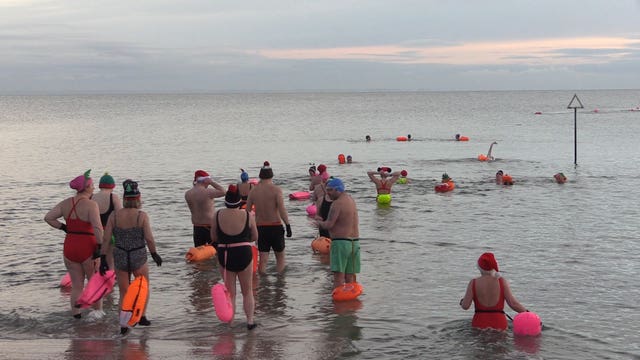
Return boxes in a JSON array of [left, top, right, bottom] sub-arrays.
[[477, 252, 499, 272], [259, 161, 273, 179]]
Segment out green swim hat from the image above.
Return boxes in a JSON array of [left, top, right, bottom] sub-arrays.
[[99, 172, 116, 189]]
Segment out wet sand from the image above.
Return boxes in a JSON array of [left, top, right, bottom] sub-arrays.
[[0, 339, 217, 360]]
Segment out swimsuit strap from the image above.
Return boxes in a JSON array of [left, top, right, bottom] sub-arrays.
[[68, 197, 84, 220]]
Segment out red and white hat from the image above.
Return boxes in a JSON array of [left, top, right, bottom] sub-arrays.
[[477, 252, 499, 272]]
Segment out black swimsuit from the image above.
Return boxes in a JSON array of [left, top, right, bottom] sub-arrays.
[[318, 196, 333, 238], [216, 211, 253, 272], [99, 193, 115, 227]]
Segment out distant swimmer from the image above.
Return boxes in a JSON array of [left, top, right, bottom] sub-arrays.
[[367, 167, 401, 204], [479, 141, 497, 161], [365, 135, 371, 142], [455, 134, 461, 140], [459, 252, 528, 331], [237, 169, 254, 208], [396, 170, 409, 184], [554, 172, 567, 184], [407, 134, 412, 141], [487, 141, 497, 161], [495, 170, 504, 184], [346, 155, 353, 164]]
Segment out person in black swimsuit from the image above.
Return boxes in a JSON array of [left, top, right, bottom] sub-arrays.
[[211, 184, 259, 330]]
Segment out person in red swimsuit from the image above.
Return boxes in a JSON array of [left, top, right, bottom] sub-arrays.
[[459, 252, 528, 330], [45, 170, 104, 319]]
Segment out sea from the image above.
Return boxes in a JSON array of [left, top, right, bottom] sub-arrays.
[[0, 90, 639, 359]]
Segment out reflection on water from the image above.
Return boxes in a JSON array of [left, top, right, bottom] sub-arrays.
[[1, 91, 639, 358]]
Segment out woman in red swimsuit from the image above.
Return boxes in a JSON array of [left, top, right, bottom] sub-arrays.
[[459, 252, 528, 330], [45, 170, 104, 319]]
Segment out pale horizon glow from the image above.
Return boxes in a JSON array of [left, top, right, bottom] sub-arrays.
[[257, 36, 640, 66]]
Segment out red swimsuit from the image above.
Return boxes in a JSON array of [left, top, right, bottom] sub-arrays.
[[472, 277, 507, 330], [63, 198, 97, 263]]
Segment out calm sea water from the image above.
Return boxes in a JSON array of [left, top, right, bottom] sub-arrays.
[[0, 90, 639, 359]]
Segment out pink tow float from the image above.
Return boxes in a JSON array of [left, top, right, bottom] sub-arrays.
[[513, 311, 542, 336]]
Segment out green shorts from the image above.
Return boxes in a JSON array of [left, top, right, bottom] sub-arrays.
[[330, 239, 360, 274], [377, 193, 391, 204]]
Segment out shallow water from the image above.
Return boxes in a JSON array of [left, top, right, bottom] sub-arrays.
[[0, 90, 639, 359]]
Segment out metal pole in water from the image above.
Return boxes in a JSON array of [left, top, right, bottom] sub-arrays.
[[567, 94, 584, 166]]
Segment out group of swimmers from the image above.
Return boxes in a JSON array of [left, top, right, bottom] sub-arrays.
[[46, 157, 539, 333]]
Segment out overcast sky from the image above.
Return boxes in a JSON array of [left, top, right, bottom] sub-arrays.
[[1, 0, 639, 93]]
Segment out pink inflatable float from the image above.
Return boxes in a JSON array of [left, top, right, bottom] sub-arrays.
[[306, 203, 317, 217], [60, 273, 72, 288], [513, 311, 542, 336], [75, 270, 116, 308], [212, 283, 234, 323], [289, 191, 311, 200]]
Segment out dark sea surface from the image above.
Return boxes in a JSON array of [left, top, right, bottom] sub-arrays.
[[1, 90, 639, 359]]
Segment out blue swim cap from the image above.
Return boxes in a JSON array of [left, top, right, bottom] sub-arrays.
[[240, 171, 249, 182], [326, 177, 345, 192]]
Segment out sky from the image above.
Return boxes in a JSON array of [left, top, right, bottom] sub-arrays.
[[1, 0, 640, 93]]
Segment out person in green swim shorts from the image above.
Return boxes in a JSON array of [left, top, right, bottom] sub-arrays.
[[314, 177, 360, 288]]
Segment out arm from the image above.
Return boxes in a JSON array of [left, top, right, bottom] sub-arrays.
[[388, 171, 402, 184], [87, 201, 104, 245], [112, 194, 123, 211], [44, 201, 65, 230], [318, 203, 340, 230], [210, 211, 219, 245], [248, 212, 258, 243], [460, 280, 474, 310], [102, 213, 115, 257], [277, 188, 290, 225], [206, 178, 225, 198], [141, 212, 158, 253], [503, 278, 527, 313]]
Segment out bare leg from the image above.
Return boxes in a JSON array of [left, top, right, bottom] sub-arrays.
[[333, 272, 346, 289], [345, 273, 357, 283], [274, 251, 286, 273], [64, 258, 85, 317], [258, 251, 269, 274], [220, 266, 238, 316], [237, 261, 255, 325], [116, 269, 131, 307]]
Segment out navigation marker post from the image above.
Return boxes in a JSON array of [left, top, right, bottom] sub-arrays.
[[567, 94, 584, 166]]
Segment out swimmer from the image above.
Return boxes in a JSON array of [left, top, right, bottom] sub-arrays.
[[237, 168, 254, 208], [365, 135, 371, 142], [407, 134, 412, 141], [495, 170, 504, 185], [210, 184, 258, 330], [397, 170, 409, 184], [455, 134, 461, 141], [554, 172, 567, 184], [185, 170, 225, 247], [346, 155, 353, 164], [460, 252, 528, 331], [367, 167, 401, 202], [486, 141, 498, 161], [314, 177, 360, 289], [245, 161, 292, 274], [45, 170, 104, 319]]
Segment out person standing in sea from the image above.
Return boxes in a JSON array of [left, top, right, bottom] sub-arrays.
[[367, 167, 402, 204], [459, 252, 528, 330], [313, 167, 332, 239], [100, 179, 162, 331], [44, 170, 105, 319], [91, 172, 122, 269], [245, 161, 292, 274], [315, 177, 360, 289], [185, 169, 225, 247]]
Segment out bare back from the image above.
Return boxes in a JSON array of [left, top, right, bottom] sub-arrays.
[[327, 193, 359, 239], [473, 276, 502, 307], [246, 181, 289, 225], [185, 186, 216, 225], [92, 189, 122, 214]]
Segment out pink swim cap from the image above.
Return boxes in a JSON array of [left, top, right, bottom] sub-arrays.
[[69, 170, 92, 192]]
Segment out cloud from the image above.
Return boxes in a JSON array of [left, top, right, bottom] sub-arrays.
[[256, 36, 640, 67]]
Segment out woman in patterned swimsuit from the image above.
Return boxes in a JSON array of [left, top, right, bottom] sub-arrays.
[[100, 179, 162, 326]]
